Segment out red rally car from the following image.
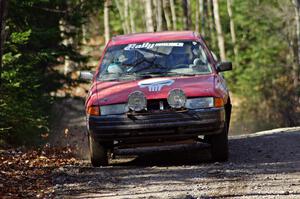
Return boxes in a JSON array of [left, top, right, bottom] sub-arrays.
[[81, 31, 232, 166]]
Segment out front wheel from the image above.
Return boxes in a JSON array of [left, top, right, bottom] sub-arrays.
[[208, 123, 229, 162], [89, 135, 108, 167]]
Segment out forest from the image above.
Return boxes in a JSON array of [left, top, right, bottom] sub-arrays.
[[0, 0, 300, 146]]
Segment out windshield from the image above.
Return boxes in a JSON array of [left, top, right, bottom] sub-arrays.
[[98, 41, 212, 81]]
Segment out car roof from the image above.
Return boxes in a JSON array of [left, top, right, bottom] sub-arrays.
[[108, 31, 201, 46]]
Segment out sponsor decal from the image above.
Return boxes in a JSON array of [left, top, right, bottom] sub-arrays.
[[138, 78, 174, 92], [124, 42, 184, 51]]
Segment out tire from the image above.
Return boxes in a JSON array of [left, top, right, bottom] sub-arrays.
[[210, 122, 229, 162], [89, 135, 108, 167]]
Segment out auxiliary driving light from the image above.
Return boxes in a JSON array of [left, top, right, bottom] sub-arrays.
[[167, 89, 186, 109], [128, 91, 147, 111]]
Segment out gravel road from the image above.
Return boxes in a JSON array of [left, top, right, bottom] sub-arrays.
[[53, 129, 300, 198], [50, 99, 300, 198]]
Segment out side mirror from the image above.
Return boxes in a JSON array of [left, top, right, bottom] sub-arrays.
[[216, 62, 232, 72], [79, 71, 94, 81]]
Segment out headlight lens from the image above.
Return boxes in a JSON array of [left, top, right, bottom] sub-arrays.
[[100, 104, 128, 115], [167, 89, 187, 108], [128, 91, 147, 111], [185, 97, 214, 109]]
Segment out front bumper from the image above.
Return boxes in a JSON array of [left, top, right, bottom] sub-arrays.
[[88, 108, 225, 142]]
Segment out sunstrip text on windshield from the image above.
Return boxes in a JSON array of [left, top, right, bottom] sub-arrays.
[[124, 42, 184, 50]]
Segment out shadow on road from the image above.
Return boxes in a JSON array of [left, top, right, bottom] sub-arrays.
[[53, 128, 300, 198], [109, 128, 300, 168], [112, 142, 212, 166]]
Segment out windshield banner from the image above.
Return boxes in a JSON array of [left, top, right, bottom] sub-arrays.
[[124, 42, 184, 51]]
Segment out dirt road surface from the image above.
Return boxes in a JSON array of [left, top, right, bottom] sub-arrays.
[[49, 99, 300, 199]]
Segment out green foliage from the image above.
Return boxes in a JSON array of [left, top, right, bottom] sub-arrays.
[[223, 0, 298, 132], [0, 0, 102, 146], [11, 30, 32, 45]]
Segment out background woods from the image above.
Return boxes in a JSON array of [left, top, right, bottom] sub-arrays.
[[0, 0, 300, 146]]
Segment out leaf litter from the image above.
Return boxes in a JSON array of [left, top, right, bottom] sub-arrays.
[[0, 145, 80, 198]]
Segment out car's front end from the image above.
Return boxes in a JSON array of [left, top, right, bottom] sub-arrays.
[[83, 32, 232, 166], [88, 91, 226, 144]]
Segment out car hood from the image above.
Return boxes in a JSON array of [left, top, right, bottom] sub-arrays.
[[92, 75, 218, 106]]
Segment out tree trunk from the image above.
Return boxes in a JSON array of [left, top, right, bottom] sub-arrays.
[[155, 0, 163, 31], [227, 0, 238, 57], [124, 0, 130, 33], [195, 0, 199, 33], [200, 0, 205, 36], [212, 0, 226, 61], [129, 0, 136, 33], [0, 0, 8, 86], [81, 24, 88, 44], [153, 0, 157, 29], [293, 0, 300, 89], [196, 0, 205, 36], [114, 0, 127, 34], [182, 0, 191, 30], [207, 0, 216, 48], [170, 0, 177, 30], [144, 0, 154, 32], [104, 0, 110, 44], [59, 17, 75, 75], [162, 0, 172, 30]]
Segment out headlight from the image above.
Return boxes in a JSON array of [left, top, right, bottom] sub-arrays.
[[100, 104, 128, 115], [185, 97, 214, 109], [167, 89, 186, 108], [128, 91, 147, 111]]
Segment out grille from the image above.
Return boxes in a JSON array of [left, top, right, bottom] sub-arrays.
[[147, 99, 171, 111]]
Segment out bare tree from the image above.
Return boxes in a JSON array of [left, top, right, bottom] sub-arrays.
[[182, 0, 191, 30], [0, 0, 8, 85], [156, 0, 163, 31], [81, 23, 88, 44], [129, 0, 136, 33], [206, 0, 216, 48], [60, 25, 75, 75], [163, 0, 172, 30], [227, 0, 238, 57], [200, 0, 205, 36], [213, 0, 226, 61], [104, 0, 110, 44], [153, 0, 157, 29], [293, 0, 300, 89], [207, 0, 216, 48], [195, 0, 200, 33], [144, 0, 154, 32], [170, 0, 177, 30], [114, 0, 128, 34], [196, 0, 205, 35], [124, 0, 131, 33]]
